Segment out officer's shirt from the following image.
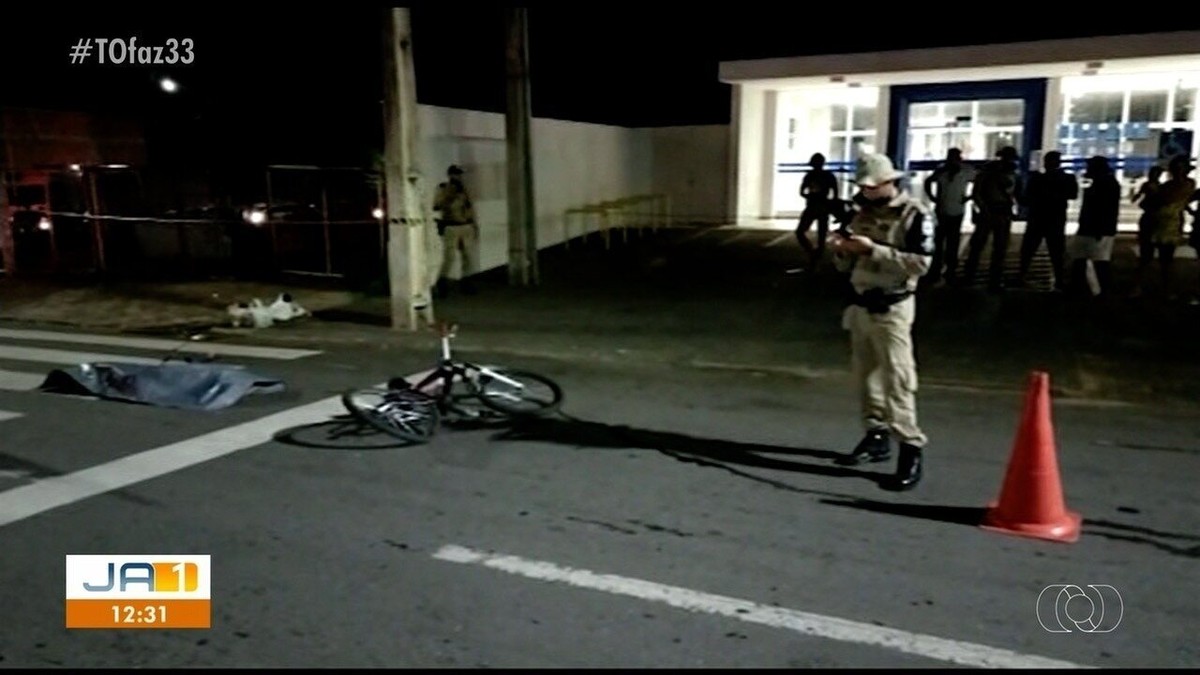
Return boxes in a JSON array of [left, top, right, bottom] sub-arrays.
[[833, 192, 934, 296]]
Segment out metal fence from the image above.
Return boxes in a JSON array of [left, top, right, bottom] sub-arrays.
[[1, 164, 387, 283]]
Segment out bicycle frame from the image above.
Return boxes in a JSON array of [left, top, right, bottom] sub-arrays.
[[404, 333, 525, 410]]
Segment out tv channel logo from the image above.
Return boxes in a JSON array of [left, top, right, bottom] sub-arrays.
[[1036, 584, 1123, 633], [65, 555, 211, 629]]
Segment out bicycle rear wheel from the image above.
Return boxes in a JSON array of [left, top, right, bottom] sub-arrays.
[[476, 369, 563, 417], [341, 387, 440, 443]]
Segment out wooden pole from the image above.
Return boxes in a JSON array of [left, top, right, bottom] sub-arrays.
[[382, 7, 432, 330]]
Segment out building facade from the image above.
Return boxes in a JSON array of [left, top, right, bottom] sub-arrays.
[[720, 31, 1200, 231]]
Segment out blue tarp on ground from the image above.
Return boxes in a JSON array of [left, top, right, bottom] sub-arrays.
[[40, 361, 285, 411]]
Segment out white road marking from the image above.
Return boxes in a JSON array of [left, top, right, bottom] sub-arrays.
[[432, 545, 1092, 670], [0, 394, 347, 527], [0, 410, 23, 423], [0, 328, 322, 360], [0, 344, 164, 367], [0, 368, 439, 527], [0, 368, 47, 391]]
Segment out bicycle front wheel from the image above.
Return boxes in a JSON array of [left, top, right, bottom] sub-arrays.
[[476, 369, 563, 417], [341, 387, 440, 443]]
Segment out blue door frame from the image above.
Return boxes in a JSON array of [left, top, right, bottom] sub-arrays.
[[887, 79, 1047, 175]]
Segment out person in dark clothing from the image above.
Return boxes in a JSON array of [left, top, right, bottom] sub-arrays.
[[795, 152, 840, 269], [963, 146, 1022, 292], [1072, 156, 1121, 296], [923, 148, 975, 286], [1018, 151, 1078, 291]]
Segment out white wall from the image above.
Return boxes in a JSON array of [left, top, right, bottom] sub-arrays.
[[732, 85, 769, 223], [417, 104, 654, 274], [648, 125, 730, 225], [417, 104, 731, 276]]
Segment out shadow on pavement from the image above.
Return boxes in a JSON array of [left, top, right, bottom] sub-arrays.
[[818, 497, 986, 526], [491, 413, 892, 487], [1082, 518, 1200, 558], [272, 415, 418, 450], [819, 498, 1200, 558]]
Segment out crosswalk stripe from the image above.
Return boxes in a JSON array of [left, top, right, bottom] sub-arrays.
[[0, 410, 23, 423], [0, 328, 321, 361], [0, 369, 47, 391], [0, 345, 164, 367]]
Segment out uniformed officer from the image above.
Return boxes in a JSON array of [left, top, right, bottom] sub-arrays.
[[433, 165, 479, 296], [827, 153, 934, 491]]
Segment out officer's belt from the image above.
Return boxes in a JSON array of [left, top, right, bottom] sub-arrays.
[[851, 289, 913, 314]]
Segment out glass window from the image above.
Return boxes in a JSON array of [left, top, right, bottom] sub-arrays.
[[1125, 135, 1160, 169], [977, 99, 1024, 127], [1129, 91, 1168, 123], [1068, 91, 1124, 124], [943, 101, 973, 124], [1174, 87, 1196, 123], [851, 105, 876, 131], [830, 104, 848, 132], [949, 131, 973, 156], [850, 134, 875, 158], [831, 136, 847, 163], [983, 131, 1022, 158], [908, 102, 943, 129]]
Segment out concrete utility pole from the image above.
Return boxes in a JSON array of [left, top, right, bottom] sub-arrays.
[[382, 7, 433, 330], [504, 6, 538, 286]]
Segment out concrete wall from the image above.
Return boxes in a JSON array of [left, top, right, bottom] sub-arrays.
[[648, 125, 729, 225], [418, 105, 654, 274], [418, 105, 730, 274]]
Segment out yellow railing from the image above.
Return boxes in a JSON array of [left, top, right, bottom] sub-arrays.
[[562, 194, 672, 250]]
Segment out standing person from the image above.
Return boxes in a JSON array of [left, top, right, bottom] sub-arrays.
[[1140, 155, 1196, 299], [432, 165, 479, 297], [1070, 156, 1121, 296], [1130, 165, 1164, 299], [923, 148, 974, 286], [794, 152, 840, 270], [828, 153, 934, 491], [1018, 151, 1078, 291], [963, 146, 1021, 292]]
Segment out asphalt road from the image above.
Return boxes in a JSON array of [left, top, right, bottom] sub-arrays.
[[0, 324, 1196, 668]]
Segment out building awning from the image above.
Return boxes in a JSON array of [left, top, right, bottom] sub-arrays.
[[719, 31, 1200, 88]]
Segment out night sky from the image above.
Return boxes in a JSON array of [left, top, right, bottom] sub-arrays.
[[3, 2, 1200, 167]]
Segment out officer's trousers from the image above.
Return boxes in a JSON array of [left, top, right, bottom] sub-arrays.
[[844, 296, 928, 447], [439, 224, 478, 281]]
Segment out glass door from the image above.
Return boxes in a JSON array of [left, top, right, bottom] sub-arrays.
[[905, 98, 1025, 229]]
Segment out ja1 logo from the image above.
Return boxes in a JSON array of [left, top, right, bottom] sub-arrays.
[[1036, 584, 1123, 633], [65, 555, 211, 629]]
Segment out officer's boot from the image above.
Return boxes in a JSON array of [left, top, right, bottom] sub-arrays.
[[837, 428, 892, 466], [885, 443, 923, 491]]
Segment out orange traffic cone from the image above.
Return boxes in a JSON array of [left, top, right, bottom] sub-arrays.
[[980, 371, 1082, 543]]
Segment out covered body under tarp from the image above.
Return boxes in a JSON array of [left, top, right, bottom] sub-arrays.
[[40, 361, 285, 411]]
